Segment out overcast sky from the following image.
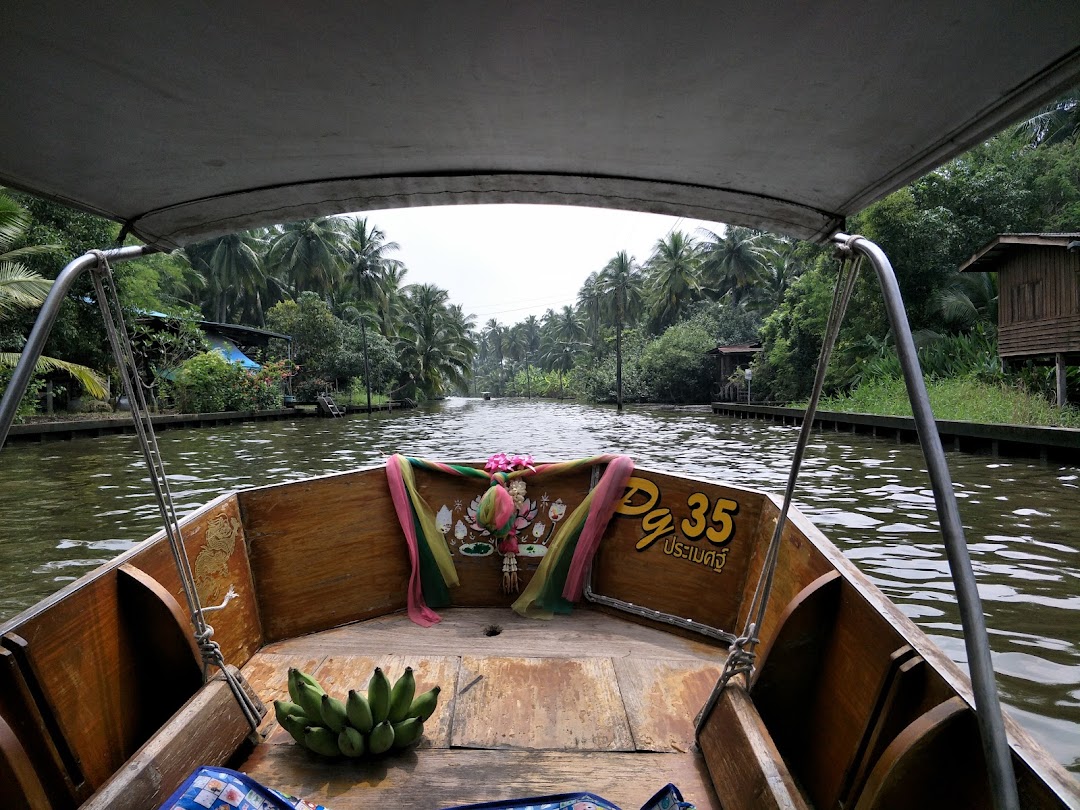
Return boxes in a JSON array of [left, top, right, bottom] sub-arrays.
[[345, 204, 726, 326]]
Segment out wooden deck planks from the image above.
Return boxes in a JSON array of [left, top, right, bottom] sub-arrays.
[[241, 747, 721, 810], [237, 608, 727, 807], [452, 656, 634, 751], [259, 607, 725, 661], [613, 658, 723, 753], [241, 653, 325, 737]]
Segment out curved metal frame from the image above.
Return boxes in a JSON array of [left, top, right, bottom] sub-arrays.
[[833, 233, 1018, 810], [0, 246, 153, 450]]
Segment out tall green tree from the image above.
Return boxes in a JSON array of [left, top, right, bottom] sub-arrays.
[[699, 226, 767, 304], [397, 284, 476, 398], [184, 230, 276, 324], [644, 230, 702, 330], [267, 218, 348, 298], [344, 217, 402, 304], [0, 192, 108, 399], [597, 251, 643, 411]]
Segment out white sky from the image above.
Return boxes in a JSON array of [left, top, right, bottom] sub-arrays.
[[346, 204, 725, 327]]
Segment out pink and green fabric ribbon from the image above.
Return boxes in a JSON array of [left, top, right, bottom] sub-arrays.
[[385, 453, 634, 626]]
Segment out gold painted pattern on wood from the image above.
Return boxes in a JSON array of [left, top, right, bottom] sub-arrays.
[[452, 656, 634, 751], [240, 748, 720, 810], [130, 495, 262, 666], [613, 658, 722, 753]]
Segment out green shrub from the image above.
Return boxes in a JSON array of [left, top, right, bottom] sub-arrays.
[[0, 368, 45, 420], [170, 351, 284, 413], [639, 319, 715, 403]]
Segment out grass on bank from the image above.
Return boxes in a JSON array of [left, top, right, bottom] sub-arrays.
[[814, 376, 1080, 428]]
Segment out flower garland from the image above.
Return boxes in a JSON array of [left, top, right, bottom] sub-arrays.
[[386, 452, 635, 626]]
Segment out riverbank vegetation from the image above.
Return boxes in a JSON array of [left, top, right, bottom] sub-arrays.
[[2, 90, 1077, 424]]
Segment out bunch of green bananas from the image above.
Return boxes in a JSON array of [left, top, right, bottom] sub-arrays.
[[275, 666, 440, 758]]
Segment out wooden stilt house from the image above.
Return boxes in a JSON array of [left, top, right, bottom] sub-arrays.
[[959, 233, 1080, 406], [707, 343, 762, 402]]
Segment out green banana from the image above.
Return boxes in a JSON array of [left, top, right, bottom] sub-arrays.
[[346, 689, 374, 734], [368, 667, 391, 724], [407, 686, 441, 722], [388, 667, 416, 723], [320, 693, 349, 733], [303, 726, 341, 757], [338, 726, 366, 757], [278, 712, 309, 745], [391, 717, 424, 749], [288, 667, 325, 703], [368, 720, 395, 755], [296, 681, 326, 722], [274, 699, 308, 724]]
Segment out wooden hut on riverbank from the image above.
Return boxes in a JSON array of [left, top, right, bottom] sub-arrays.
[[960, 233, 1080, 406]]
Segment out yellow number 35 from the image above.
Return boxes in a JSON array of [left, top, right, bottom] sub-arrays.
[[680, 493, 737, 546]]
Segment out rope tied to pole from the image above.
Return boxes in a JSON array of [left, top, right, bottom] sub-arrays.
[[88, 251, 262, 733], [697, 243, 863, 730]]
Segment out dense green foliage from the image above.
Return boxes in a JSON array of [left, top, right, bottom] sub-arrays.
[[170, 351, 286, 413]]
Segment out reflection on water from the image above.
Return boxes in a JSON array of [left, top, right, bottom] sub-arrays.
[[0, 398, 1077, 773]]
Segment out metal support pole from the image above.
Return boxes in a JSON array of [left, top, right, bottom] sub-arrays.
[[833, 233, 1018, 810], [0, 246, 154, 450]]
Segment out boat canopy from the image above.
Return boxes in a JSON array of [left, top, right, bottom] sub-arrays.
[[2, 2, 1079, 248]]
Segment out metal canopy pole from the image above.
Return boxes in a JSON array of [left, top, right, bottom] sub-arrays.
[[0, 246, 154, 451], [834, 233, 1018, 810]]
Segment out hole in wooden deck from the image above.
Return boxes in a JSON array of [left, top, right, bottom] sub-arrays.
[[484, 624, 503, 637]]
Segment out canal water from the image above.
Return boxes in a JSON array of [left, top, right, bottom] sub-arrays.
[[0, 398, 1077, 774]]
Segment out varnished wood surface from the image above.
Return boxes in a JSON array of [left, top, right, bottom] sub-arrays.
[[614, 658, 722, 753], [240, 469, 410, 641], [237, 608, 724, 809], [453, 656, 634, 751], [82, 667, 265, 810], [698, 680, 809, 810], [594, 469, 762, 635], [260, 606, 725, 661], [242, 747, 720, 810]]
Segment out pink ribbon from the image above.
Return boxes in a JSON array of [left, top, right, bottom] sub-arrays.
[[385, 456, 442, 627], [562, 455, 635, 600]]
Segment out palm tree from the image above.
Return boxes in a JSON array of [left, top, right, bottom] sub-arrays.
[[748, 243, 804, 315], [699, 226, 768, 303], [1012, 87, 1080, 147], [344, 217, 402, 304], [576, 272, 604, 352], [377, 263, 408, 338], [645, 230, 701, 330], [267, 218, 348, 298], [597, 251, 643, 411], [184, 230, 272, 324], [1, 192, 108, 399], [397, 284, 476, 398]]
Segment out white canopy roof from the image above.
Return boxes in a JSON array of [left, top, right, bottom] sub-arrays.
[[2, 2, 1079, 247]]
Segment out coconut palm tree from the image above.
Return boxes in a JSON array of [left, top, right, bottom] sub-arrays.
[[397, 284, 476, 398], [184, 230, 274, 324], [576, 272, 604, 352], [645, 230, 702, 330], [1, 192, 108, 399], [698, 226, 768, 303], [267, 218, 348, 298], [344, 217, 402, 304], [597, 251, 643, 411], [748, 243, 804, 315]]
